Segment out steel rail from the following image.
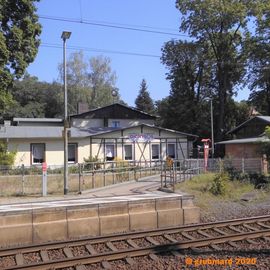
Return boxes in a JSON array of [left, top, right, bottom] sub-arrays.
[[0, 215, 269, 257], [3, 228, 270, 270]]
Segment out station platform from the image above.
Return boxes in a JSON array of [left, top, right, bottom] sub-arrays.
[[0, 176, 200, 248]]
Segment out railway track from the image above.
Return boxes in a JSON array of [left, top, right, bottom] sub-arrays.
[[0, 215, 269, 269]]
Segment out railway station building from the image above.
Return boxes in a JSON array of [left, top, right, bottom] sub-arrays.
[[0, 103, 198, 167]]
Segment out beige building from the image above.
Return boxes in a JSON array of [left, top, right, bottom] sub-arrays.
[[0, 104, 197, 167]]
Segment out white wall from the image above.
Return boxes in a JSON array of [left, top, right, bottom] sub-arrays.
[[71, 118, 155, 128]]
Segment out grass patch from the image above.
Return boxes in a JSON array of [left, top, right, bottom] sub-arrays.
[[175, 172, 267, 209]]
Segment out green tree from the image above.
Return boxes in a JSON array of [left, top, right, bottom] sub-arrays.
[[0, 0, 41, 115], [160, 40, 210, 136], [89, 55, 121, 108], [9, 74, 63, 117], [176, 0, 254, 142], [135, 79, 155, 114], [59, 52, 122, 114], [247, 2, 270, 115]]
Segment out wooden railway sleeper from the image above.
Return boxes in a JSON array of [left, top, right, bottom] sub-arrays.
[[197, 229, 212, 238], [127, 239, 139, 248], [125, 256, 135, 266], [209, 243, 222, 251], [227, 241, 238, 248], [149, 253, 159, 261], [243, 223, 259, 231], [146, 236, 159, 245], [181, 232, 195, 240], [257, 222, 270, 229], [246, 239, 258, 244], [106, 242, 118, 252], [15, 253, 24, 266], [76, 264, 87, 270], [101, 260, 111, 269], [85, 244, 97, 255], [40, 250, 49, 262], [213, 227, 228, 235], [228, 225, 243, 233], [63, 247, 74, 258], [164, 234, 178, 243]]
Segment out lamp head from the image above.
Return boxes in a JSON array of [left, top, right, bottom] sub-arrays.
[[61, 31, 72, 41]]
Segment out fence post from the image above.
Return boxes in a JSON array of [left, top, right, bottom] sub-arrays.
[[242, 158, 245, 173], [21, 164, 25, 195], [78, 163, 82, 194]]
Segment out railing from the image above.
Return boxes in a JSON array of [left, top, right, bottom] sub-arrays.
[[159, 158, 265, 191], [0, 158, 265, 196], [0, 160, 162, 197]]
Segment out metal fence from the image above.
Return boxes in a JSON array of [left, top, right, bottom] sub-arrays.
[[0, 158, 265, 197], [159, 158, 264, 191], [0, 160, 162, 197]]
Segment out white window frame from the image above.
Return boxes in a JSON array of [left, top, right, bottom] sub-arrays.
[[124, 144, 133, 160], [106, 144, 115, 161], [31, 143, 45, 165], [167, 143, 176, 159], [68, 143, 77, 163], [151, 144, 160, 160]]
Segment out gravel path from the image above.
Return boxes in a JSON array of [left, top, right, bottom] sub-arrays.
[[200, 197, 270, 223]]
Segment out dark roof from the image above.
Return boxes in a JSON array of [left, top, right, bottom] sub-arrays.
[[70, 103, 156, 120], [227, 116, 270, 135]]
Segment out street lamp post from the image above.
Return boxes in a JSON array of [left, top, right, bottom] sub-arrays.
[[205, 98, 214, 158], [210, 99, 214, 158], [61, 31, 71, 195]]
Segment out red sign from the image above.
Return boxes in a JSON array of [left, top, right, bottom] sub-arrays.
[[42, 162, 47, 172]]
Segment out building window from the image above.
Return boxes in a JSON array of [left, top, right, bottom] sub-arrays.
[[167, 143, 176, 159], [106, 144, 115, 161], [124, 145, 133, 160], [151, 144, 160, 160], [31, 143, 45, 164], [112, 121, 120, 128], [68, 143, 77, 163]]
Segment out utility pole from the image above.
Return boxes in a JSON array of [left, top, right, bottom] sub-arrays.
[[61, 31, 72, 195]]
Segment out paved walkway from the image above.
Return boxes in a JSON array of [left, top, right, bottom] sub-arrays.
[[0, 175, 176, 205]]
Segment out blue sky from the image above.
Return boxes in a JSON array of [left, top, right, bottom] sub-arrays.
[[27, 0, 249, 106]]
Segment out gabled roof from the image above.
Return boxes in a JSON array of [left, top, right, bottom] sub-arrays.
[[227, 116, 270, 135], [71, 103, 156, 120]]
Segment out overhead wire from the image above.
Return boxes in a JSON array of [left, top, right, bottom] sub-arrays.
[[38, 14, 188, 37], [41, 42, 161, 58]]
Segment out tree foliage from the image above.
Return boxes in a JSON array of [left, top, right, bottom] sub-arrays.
[[175, 0, 254, 142], [9, 74, 63, 117], [58, 52, 122, 114], [0, 0, 41, 114], [0, 141, 16, 166], [247, 2, 270, 114], [160, 40, 211, 136], [135, 79, 155, 114]]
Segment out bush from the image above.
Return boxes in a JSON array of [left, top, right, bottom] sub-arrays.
[[83, 156, 101, 170], [0, 141, 16, 167], [210, 172, 229, 196], [248, 173, 270, 189]]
